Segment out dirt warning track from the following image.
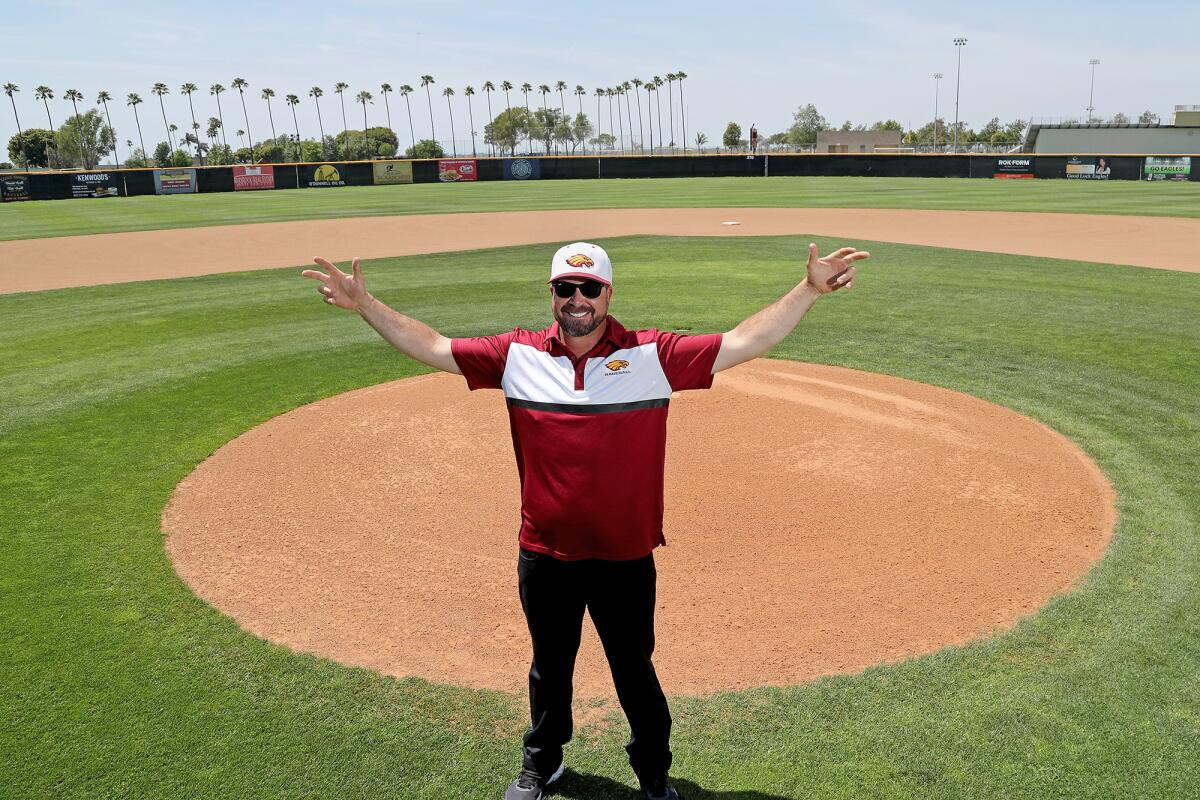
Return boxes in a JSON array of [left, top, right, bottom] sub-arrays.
[[5, 206, 1200, 294]]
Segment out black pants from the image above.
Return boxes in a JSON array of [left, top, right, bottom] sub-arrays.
[[517, 548, 672, 782]]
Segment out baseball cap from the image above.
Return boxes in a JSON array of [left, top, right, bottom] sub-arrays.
[[549, 242, 613, 286]]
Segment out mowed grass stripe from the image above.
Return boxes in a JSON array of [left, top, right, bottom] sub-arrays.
[[3, 175, 1200, 241], [1, 237, 1198, 799]]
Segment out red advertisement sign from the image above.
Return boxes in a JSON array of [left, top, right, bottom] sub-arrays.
[[437, 159, 477, 182], [233, 165, 275, 191]]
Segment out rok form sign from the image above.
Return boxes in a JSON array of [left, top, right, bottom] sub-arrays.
[[233, 165, 275, 191], [438, 159, 477, 182], [153, 168, 198, 194], [1144, 156, 1191, 181]]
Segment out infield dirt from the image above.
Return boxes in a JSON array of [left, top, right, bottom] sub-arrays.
[[5, 206, 1200, 294]]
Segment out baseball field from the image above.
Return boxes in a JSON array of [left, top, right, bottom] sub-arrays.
[[2, 176, 1198, 799]]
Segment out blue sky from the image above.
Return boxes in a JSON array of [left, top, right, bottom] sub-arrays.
[[4, 0, 1198, 157]]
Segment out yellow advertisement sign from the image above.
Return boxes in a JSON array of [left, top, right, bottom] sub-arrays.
[[373, 160, 414, 185]]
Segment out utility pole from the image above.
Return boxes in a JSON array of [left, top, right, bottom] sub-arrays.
[[933, 73, 943, 149], [952, 38, 967, 152], [1087, 59, 1100, 122]]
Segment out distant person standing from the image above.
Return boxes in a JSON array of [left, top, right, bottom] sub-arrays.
[[749, 123, 759, 153]]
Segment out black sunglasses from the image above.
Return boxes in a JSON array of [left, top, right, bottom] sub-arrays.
[[551, 280, 605, 299]]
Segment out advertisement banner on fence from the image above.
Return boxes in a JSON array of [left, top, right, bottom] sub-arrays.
[[71, 172, 122, 197], [438, 159, 477, 182], [305, 163, 348, 187], [153, 167, 197, 194], [1, 175, 31, 202], [1143, 156, 1191, 181], [992, 156, 1033, 179], [233, 165, 275, 191], [503, 158, 540, 180], [372, 160, 414, 185], [1065, 156, 1112, 180]]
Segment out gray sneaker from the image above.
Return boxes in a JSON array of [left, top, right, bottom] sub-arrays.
[[504, 761, 565, 800], [640, 774, 680, 800]]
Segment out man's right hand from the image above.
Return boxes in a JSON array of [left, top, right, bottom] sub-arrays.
[[302, 256, 370, 311]]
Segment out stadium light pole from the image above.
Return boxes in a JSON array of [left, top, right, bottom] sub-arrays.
[[933, 73, 943, 149], [1087, 58, 1100, 122], [952, 38, 967, 152]]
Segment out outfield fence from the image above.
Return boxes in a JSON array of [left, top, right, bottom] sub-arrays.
[[2, 152, 1196, 202]]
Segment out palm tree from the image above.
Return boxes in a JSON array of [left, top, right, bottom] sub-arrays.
[[643, 79, 652, 152], [356, 90, 373, 157], [420, 75, 436, 142], [652, 76, 664, 153], [379, 83, 393, 132], [481, 81, 495, 156], [442, 87, 456, 157], [574, 85, 586, 152], [606, 89, 615, 152], [3, 84, 21, 151], [308, 86, 326, 156], [538, 84, 551, 153], [622, 81, 634, 152], [126, 92, 146, 164], [191, 123, 203, 164], [285, 93, 301, 161], [206, 117, 221, 149], [333, 82, 350, 154], [464, 85, 477, 157], [35, 85, 55, 132], [631, 78, 645, 152], [594, 87, 603, 151], [169, 124, 179, 154], [500, 81, 514, 155], [676, 71, 688, 153], [181, 83, 202, 162], [209, 83, 229, 149], [231, 78, 253, 158], [64, 88, 83, 121], [236, 129, 246, 149], [555, 80, 567, 122], [96, 90, 119, 166], [261, 88, 277, 146], [694, 132, 707, 153], [398, 85, 415, 151], [666, 73, 677, 151], [521, 83, 532, 153], [151, 82, 173, 149]]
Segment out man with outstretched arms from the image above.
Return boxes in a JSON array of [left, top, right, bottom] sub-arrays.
[[302, 240, 868, 800]]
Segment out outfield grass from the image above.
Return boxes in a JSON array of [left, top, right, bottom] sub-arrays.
[[3, 175, 1200, 241], [2, 236, 1197, 799]]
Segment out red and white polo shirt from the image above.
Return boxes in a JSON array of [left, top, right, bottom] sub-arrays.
[[451, 316, 722, 561]]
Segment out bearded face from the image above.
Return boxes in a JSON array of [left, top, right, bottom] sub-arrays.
[[551, 280, 611, 338]]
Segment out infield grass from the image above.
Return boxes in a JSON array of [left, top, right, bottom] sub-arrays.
[[3, 175, 1200, 241], [2, 237, 1198, 799]]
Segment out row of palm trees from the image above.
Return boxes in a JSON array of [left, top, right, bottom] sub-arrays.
[[4, 72, 691, 168]]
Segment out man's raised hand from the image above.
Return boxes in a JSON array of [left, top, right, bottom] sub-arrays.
[[805, 243, 870, 294], [302, 256, 369, 311]]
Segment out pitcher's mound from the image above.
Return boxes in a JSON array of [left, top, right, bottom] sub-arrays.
[[163, 360, 1114, 698]]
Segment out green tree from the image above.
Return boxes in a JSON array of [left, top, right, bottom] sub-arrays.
[[976, 116, 1002, 141], [1138, 109, 1160, 125], [333, 126, 397, 160], [8, 128, 55, 168], [484, 106, 531, 156], [299, 139, 325, 162], [54, 109, 115, 169], [167, 148, 193, 167], [786, 104, 827, 146], [590, 132, 615, 150], [722, 121, 742, 150], [1109, 111, 1130, 125], [153, 141, 171, 166], [124, 147, 150, 168], [694, 131, 707, 151], [569, 112, 593, 154], [405, 138, 444, 158], [872, 119, 903, 131], [1003, 118, 1028, 141]]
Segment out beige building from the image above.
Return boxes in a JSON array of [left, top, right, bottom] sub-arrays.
[[815, 130, 904, 153]]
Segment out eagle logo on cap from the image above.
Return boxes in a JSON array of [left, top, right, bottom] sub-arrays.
[[605, 359, 630, 372], [565, 254, 595, 268]]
